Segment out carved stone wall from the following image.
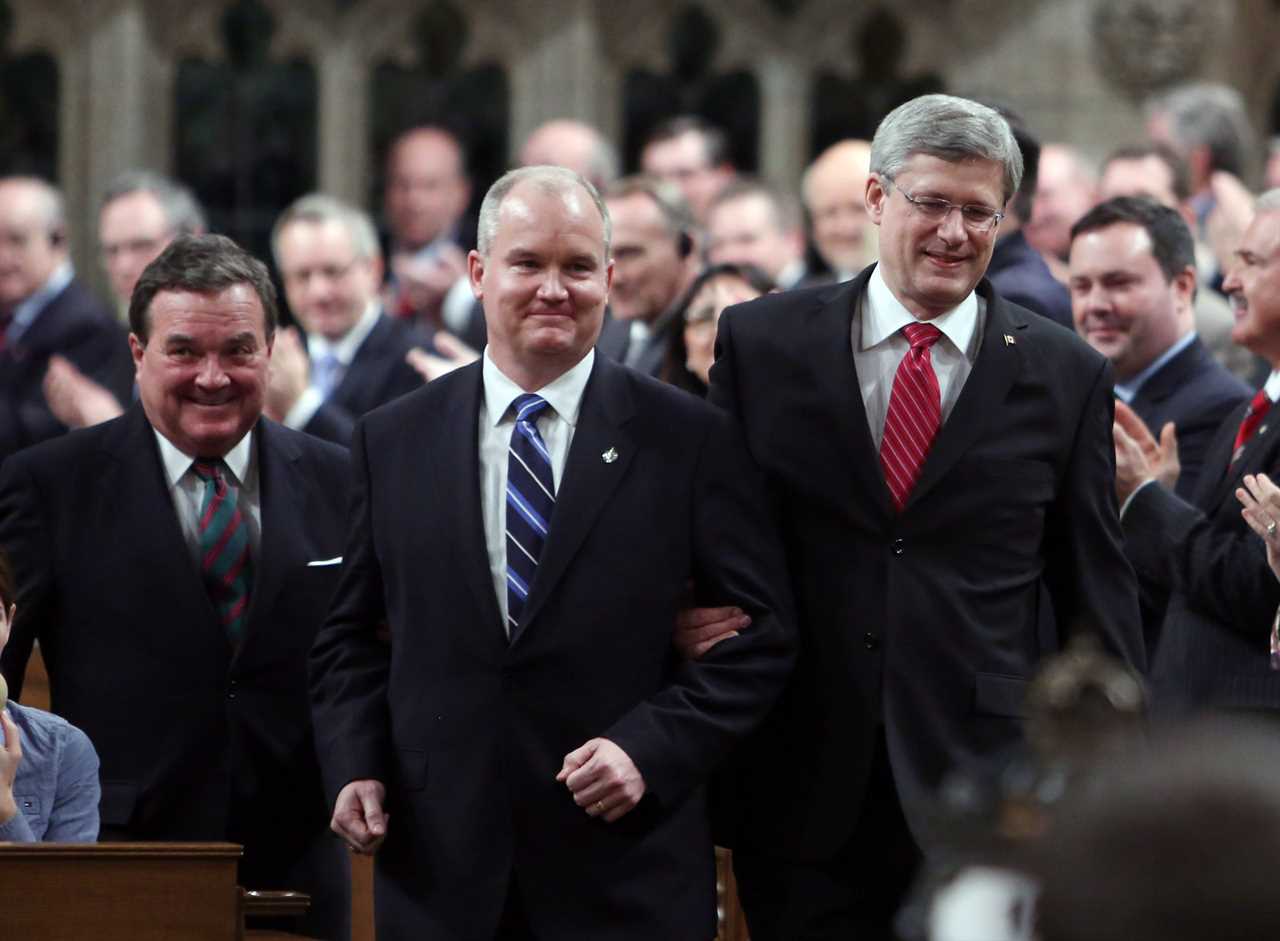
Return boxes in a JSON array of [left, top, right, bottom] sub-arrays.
[[1, 0, 1273, 290]]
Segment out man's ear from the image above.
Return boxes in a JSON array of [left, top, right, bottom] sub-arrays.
[[865, 174, 888, 226], [467, 249, 485, 300], [128, 333, 146, 372], [1172, 265, 1197, 306]]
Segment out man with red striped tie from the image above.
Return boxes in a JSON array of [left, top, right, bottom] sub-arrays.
[[0, 234, 352, 940], [698, 94, 1146, 940], [1115, 190, 1280, 715]]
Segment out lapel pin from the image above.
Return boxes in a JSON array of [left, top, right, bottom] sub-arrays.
[[1003, 334, 1016, 346], [601, 447, 618, 464], [1261, 425, 1269, 436]]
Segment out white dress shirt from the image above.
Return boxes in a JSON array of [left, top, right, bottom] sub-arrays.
[[153, 428, 262, 565], [284, 300, 382, 429], [852, 265, 984, 448], [479, 349, 595, 629]]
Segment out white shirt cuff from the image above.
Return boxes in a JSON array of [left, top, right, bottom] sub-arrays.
[[284, 387, 325, 430]]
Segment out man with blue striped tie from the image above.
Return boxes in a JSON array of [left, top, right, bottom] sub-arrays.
[[311, 164, 796, 940]]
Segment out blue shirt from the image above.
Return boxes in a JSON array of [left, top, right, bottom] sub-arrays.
[[0, 701, 99, 842]]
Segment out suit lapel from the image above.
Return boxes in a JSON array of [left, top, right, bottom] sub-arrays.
[[806, 273, 893, 521], [512, 357, 635, 644], [1131, 338, 1203, 413], [239, 420, 303, 656], [428, 365, 509, 654], [104, 407, 224, 644], [329, 314, 388, 408], [907, 285, 1026, 510]]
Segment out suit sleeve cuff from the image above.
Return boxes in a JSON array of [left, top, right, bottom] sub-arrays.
[[1120, 478, 1158, 519]]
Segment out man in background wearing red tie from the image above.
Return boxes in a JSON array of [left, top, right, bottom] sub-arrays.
[[705, 94, 1145, 940], [1116, 190, 1280, 714]]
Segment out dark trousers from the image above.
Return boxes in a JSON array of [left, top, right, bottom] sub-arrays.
[[495, 875, 538, 940], [733, 734, 921, 940]]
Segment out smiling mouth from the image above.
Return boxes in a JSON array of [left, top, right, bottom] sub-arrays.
[[924, 251, 968, 266]]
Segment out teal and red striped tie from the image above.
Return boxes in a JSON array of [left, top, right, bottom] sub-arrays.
[[192, 459, 252, 642]]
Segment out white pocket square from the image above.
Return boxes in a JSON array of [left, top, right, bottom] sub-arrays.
[[307, 557, 343, 567]]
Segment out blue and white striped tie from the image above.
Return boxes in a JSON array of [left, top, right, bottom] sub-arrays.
[[505, 393, 556, 636]]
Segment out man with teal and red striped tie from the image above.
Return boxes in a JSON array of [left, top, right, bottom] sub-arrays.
[[0, 234, 353, 940]]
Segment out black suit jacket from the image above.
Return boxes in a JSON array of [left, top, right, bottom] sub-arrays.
[[0, 277, 133, 463], [986, 230, 1073, 329], [310, 355, 795, 940], [709, 266, 1145, 859], [1128, 336, 1250, 501], [0, 408, 351, 936], [302, 312, 426, 445], [1125, 390, 1280, 712]]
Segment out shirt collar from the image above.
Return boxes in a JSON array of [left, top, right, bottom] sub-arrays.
[[862, 263, 979, 354], [306, 301, 381, 366], [1264, 369, 1280, 403], [9, 261, 73, 329], [153, 425, 255, 488], [482, 348, 595, 428], [1114, 331, 1198, 402]]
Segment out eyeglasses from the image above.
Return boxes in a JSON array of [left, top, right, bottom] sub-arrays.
[[890, 182, 1004, 233]]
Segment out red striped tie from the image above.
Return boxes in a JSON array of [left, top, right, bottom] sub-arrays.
[[1231, 389, 1271, 465], [881, 322, 943, 512]]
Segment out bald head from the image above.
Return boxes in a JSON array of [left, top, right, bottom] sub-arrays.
[[0, 176, 68, 308], [384, 126, 471, 251], [520, 120, 619, 191], [802, 140, 875, 276], [1026, 144, 1098, 261]]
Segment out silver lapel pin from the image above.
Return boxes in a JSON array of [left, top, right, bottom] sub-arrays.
[[601, 447, 619, 464], [1003, 334, 1016, 346]]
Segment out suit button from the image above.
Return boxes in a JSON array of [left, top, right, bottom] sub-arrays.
[[227, 679, 238, 701], [864, 632, 880, 650], [892, 538, 904, 556]]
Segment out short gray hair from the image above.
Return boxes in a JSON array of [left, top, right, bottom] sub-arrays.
[[2, 176, 66, 237], [100, 170, 206, 237], [476, 165, 611, 257], [270, 193, 381, 268], [1148, 82, 1255, 181], [869, 93, 1024, 203]]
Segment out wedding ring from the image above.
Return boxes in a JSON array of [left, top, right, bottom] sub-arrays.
[[1268, 521, 1277, 537], [594, 801, 605, 814]]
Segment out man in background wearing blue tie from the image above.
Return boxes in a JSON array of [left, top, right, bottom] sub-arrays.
[[310, 165, 795, 940], [265, 194, 426, 446]]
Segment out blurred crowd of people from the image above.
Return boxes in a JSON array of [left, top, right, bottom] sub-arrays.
[[3, 77, 1280, 940]]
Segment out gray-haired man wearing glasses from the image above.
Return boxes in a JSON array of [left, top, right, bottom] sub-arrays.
[[700, 94, 1146, 939]]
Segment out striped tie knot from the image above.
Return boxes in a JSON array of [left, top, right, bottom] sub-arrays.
[[512, 393, 552, 425], [191, 458, 227, 492], [902, 321, 942, 351]]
